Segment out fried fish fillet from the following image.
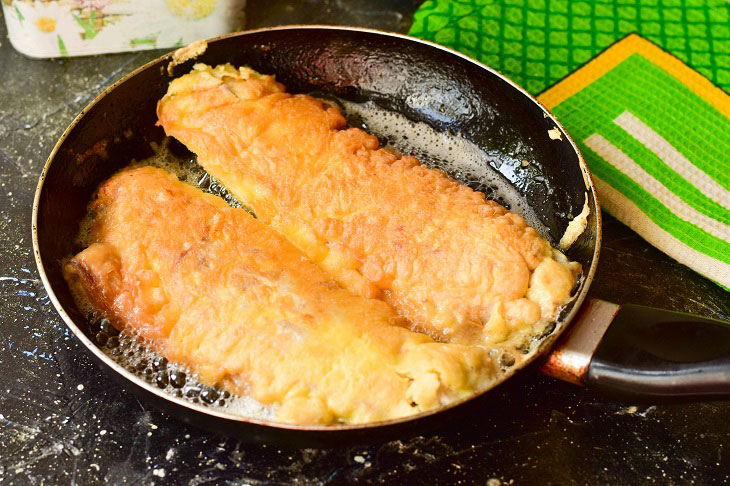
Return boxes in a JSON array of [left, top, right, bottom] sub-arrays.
[[63, 166, 494, 425], [157, 64, 582, 346]]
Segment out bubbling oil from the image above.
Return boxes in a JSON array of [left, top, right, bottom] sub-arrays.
[[142, 141, 248, 211], [87, 316, 275, 420], [335, 98, 552, 240]]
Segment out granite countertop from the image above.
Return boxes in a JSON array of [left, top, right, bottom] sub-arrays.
[[1, 2, 729, 484]]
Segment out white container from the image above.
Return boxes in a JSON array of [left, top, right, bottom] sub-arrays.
[[2, 0, 246, 58]]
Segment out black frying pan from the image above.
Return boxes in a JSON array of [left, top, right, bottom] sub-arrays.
[[32, 26, 730, 447]]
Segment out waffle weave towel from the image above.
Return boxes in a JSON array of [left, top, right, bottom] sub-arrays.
[[410, 1, 730, 289]]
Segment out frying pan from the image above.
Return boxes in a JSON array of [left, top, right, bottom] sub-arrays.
[[32, 26, 730, 447]]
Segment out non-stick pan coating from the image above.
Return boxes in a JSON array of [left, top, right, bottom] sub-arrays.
[[33, 26, 600, 447]]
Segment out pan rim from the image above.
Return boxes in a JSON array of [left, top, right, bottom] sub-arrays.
[[31, 25, 602, 433]]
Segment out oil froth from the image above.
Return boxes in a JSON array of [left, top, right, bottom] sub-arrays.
[[336, 98, 551, 239]]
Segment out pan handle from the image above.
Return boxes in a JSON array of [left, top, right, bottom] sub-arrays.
[[585, 304, 730, 402]]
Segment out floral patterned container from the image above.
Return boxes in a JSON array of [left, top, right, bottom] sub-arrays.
[[2, 0, 246, 58]]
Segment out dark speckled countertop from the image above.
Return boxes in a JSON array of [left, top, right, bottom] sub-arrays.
[[1, 2, 729, 485]]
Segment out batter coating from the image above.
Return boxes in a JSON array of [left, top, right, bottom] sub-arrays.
[[158, 64, 582, 345], [63, 167, 494, 425]]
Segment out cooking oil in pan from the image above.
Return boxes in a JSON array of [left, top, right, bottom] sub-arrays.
[[142, 143, 248, 212], [87, 314, 276, 420], [335, 98, 552, 240]]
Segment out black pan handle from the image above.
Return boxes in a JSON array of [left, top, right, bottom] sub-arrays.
[[586, 304, 730, 402]]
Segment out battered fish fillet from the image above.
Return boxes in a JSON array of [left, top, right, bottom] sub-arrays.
[[157, 63, 582, 346], [63, 166, 494, 425]]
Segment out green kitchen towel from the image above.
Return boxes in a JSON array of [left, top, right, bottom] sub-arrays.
[[409, 0, 730, 94], [410, 1, 730, 289]]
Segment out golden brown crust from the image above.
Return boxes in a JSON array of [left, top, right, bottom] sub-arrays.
[[63, 166, 494, 424], [157, 64, 582, 346]]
